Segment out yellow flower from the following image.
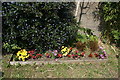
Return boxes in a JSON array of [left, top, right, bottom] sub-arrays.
[[61, 46, 65, 49], [61, 46, 71, 56], [22, 58, 25, 61], [22, 52, 26, 56], [25, 55, 29, 58], [16, 49, 29, 61], [63, 49, 70, 56], [17, 51, 21, 56], [22, 49, 27, 53], [18, 56, 22, 60], [18, 56, 26, 61], [17, 49, 27, 56]]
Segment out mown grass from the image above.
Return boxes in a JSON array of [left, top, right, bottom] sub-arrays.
[[1, 44, 119, 78]]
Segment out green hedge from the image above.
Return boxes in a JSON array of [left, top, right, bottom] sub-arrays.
[[2, 2, 78, 53]]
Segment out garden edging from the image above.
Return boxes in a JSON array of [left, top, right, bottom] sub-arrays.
[[10, 59, 108, 65]]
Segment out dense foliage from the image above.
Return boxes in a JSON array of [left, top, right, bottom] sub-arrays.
[[2, 2, 78, 53], [100, 2, 120, 47]]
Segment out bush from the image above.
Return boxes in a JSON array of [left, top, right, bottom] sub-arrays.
[[100, 2, 120, 47], [2, 2, 78, 53]]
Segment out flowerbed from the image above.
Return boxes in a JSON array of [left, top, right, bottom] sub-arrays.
[[11, 46, 107, 61]]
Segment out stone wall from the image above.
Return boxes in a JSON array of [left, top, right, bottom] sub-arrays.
[[75, 2, 101, 37]]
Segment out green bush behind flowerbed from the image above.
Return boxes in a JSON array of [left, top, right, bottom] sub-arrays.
[[100, 2, 120, 47], [2, 2, 78, 53]]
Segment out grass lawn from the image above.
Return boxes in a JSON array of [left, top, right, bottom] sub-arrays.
[[1, 44, 119, 78]]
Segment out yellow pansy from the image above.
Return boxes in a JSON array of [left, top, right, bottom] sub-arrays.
[[22, 49, 27, 53], [18, 56, 25, 61], [16, 49, 29, 61], [62, 46, 64, 47], [22, 52, 26, 56], [61, 46, 71, 56], [17, 51, 21, 56], [18, 56, 23, 60], [25, 55, 29, 58], [21, 58, 25, 61]]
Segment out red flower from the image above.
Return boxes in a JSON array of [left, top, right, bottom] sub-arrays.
[[39, 54, 42, 57], [58, 54, 62, 58], [88, 53, 93, 57], [69, 47, 72, 50], [32, 56, 37, 59], [28, 50, 34, 53], [28, 50, 35, 54], [36, 54, 42, 57], [80, 52, 85, 57], [29, 54, 33, 57], [46, 53, 49, 57], [27, 51, 30, 53], [67, 54, 71, 58], [36, 54, 39, 56], [94, 53, 98, 57]]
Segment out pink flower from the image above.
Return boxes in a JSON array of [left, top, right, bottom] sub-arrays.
[[103, 50, 106, 54], [54, 53, 57, 56], [102, 50, 107, 57], [104, 53, 107, 57], [75, 54, 78, 57], [99, 47, 103, 50], [54, 59, 58, 61], [53, 50, 58, 53], [75, 50, 79, 53], [99, 54, 104, 59], [81, 52, 85, 57]]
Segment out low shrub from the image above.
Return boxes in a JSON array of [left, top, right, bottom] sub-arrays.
[[88, 41, 99, 52], [76, 41, 86, 51]]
